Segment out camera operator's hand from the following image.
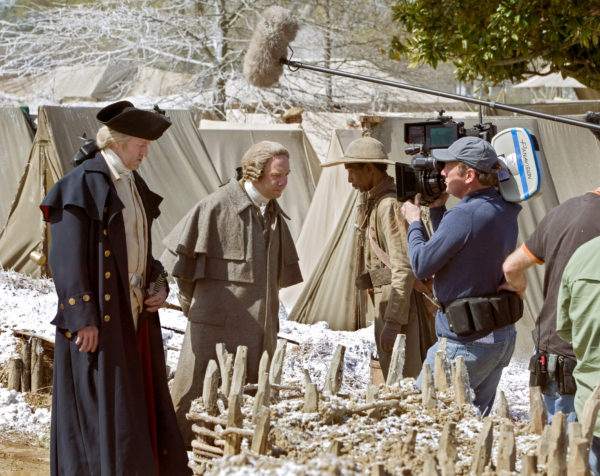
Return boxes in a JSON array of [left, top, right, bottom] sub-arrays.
[[380, 320, 404, 353], [400, 193, 422, 224], [429, 192, 449, 208]]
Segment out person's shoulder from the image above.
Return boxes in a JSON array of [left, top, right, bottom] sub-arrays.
[[376, 194, 400, 210], [563, 235, 600, 279], [190, 179, 244, 218], [203, 179, 238, 206]]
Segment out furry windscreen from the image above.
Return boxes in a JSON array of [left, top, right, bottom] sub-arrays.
[[243, 6, 299, 88]]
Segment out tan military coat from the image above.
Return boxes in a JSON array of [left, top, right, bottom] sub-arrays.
[[161, 178, 302, 444], [363, 176, 435, 378], [363, 176, 415, 324]]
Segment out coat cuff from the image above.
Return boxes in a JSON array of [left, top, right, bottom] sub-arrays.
[[51, 291, 99, 332]]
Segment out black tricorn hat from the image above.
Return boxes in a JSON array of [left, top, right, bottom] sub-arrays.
[[96, 101, 172, 140]]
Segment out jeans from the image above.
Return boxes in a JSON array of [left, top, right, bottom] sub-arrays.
[[542, 380, 577, 424], [417, 326, 516, 416], [591, 435, 600, 476]]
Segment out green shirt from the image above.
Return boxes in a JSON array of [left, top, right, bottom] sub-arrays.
[[557, 235, 600, 437]]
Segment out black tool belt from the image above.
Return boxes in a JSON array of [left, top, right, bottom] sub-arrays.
[[529, 352, 577, 395], [355, 267, 392, 290], [443, 291, 523, 337]]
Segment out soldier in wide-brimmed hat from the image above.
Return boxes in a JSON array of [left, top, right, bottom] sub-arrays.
[[321, 136, 435, 380], [41, 101, 190, 476]]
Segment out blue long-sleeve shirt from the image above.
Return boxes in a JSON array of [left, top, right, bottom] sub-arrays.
[[407, 187, 521, 342]]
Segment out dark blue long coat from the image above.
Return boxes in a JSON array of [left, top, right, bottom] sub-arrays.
[[41, 154, 190, 476]]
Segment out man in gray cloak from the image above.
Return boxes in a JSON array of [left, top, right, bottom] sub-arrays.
[[162, 141, 302, 445]]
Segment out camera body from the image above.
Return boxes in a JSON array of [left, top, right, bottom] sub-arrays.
[[396, 112, 542, 204], [396, 113, 497, 203]]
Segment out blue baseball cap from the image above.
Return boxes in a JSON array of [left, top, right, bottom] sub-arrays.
[[431, 136, 498, 173]]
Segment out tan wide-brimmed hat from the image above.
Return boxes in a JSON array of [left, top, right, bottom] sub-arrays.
[[321, 136, 395, 167]]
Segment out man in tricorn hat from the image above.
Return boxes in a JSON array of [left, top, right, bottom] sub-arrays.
[[41, 101, 190, 475], [321, 136, 435, 380]]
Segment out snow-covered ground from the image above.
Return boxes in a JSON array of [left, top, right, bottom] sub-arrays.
[[0, 269, 530, 444]]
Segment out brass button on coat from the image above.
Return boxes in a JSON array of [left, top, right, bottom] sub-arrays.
[[104, 315, 111, 322], [104, 250, 111, 258], [104, 294, 111, 301], [103, 207, 108, 214], [103, 229, 108, 236], [105, 272, 111, 279], [65, 331, 72, 339], [82, 294, 90, 302], [68, 298, 76, 306], [59, 303, 64, 310]]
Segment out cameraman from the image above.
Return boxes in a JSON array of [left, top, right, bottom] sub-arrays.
[[401, 136, 521, 415]]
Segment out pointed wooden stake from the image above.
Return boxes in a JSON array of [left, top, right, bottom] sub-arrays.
[[221, 353, 234, 402], [386, 333, 406, 386], [453, 356, 470, 406], [323, 344, 346, 395], [328, 439, 342, 456], [258, 350, 270, 379], [252, 371, 271, 422], [269, 339, 287, 386], [8, 357, 22, 392], [495, 390, 510, 419], [421, 363, 437, 409], [250, 405, 270, 455], [303, 382, 319, 413], [470, 419, 493, 475], [230, 345, 248, 399], [422, 450, 440, 475], [581, 381, 600, 443], [202, 360, 220, 416], [547, 412, 567, 476], [434, 348, 451, 392], [21, 339, 31, 393], [401, 429, 416, 458], [536, 424, 551, 465], [497, 423, 516, 472], [438, 421, 457, 470], [215, 342, 228, 377], [224, 393, 243, 456], [366, 384, 380, 419], [31, 338, 44, 393], [520, 453, 537, 476], [529, 386, 548, 435]]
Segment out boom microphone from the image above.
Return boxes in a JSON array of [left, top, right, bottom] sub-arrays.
[[243, 7, 600, 134], [243, 6, 299, 88]]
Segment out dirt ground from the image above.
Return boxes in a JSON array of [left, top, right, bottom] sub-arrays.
[[0, 434, 49, 475]]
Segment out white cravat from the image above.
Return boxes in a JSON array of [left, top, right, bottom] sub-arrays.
[[102, 149, 148, 330], [244, 180, 270, 215]]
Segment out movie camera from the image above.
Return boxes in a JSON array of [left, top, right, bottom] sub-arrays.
[[396, 111, 543, 204]]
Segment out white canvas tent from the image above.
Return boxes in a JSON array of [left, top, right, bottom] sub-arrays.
[[0, 105, 222, 277], [513, 73, 587, 89], [280, 129, 359, 313], [0, 107, 35, 229], [287, 114, 600, 359], [199, 121, 322, 242], [124, 67, 196, 97], [0, 62, 138, 103]]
